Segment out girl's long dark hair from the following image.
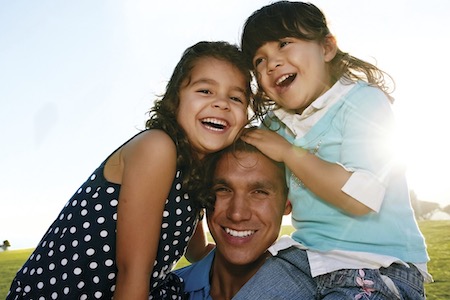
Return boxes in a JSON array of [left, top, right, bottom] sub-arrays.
[[145, 41, 254, 211], [241, 1, 394, 117]]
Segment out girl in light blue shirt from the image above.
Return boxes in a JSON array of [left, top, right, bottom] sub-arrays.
[[239, 1, 431, 299]]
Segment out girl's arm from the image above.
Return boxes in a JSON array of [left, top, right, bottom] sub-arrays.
[[184, 217, 215, 263], [241, 130, 370, 216], [113, 130, 177, 300]]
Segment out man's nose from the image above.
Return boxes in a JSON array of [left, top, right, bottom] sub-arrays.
[[226, 196, 251, 221]]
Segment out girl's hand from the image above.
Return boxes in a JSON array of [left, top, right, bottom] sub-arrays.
[[241, 129, 292, 162], [242, 128, 371, 216]]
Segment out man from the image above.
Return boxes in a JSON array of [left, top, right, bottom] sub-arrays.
[[174, 140, 316, 299]]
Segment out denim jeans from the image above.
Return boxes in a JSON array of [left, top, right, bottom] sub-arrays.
[[233, 247, 316, 299], [315, 263, 425, 300]]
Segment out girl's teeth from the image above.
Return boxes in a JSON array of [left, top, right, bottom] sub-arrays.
[[201, 118, 228, 131], [276, 74, 291, 85], [201, 118, 227, 126]]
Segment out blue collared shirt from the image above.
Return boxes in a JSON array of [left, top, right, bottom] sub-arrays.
[[174, 249, 215, 300]]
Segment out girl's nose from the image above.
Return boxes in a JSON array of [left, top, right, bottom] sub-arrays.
[[267, 56, 283, 73], [212, 96, 230, 110]]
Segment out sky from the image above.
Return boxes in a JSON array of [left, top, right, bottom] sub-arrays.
[[1, 0, 449, 250]]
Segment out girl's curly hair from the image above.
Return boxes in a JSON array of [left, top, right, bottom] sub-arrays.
[[145, 41, 255, 212]]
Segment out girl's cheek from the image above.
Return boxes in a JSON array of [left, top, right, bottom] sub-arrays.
[[260, 75, 269, 87]]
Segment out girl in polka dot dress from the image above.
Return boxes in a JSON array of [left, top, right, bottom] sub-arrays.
[[7, 41, 254, 300]]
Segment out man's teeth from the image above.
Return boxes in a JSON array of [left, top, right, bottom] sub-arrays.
[[225, 228, 255, 238], [276, 74, 293, 86]]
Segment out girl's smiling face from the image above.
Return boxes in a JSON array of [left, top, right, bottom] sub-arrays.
[[177, 56, 249, 159], [253, 36, 336, 113]]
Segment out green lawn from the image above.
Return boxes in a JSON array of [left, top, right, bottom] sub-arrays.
[[417, 220, 450, 300], [0, 248, 35, 298], [1, 221, 448, 299]]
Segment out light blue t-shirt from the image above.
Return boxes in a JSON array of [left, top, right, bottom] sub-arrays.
[[267, 81, 428, 264]]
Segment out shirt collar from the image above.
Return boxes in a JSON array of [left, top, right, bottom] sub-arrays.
[[273, 78, 355, 123], [182, 249, 215, 292]]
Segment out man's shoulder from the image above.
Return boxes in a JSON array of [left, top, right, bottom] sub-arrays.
[[174, 249, 215, 292], [267, 236, 310, 272]]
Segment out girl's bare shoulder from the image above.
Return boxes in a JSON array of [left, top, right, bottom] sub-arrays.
[[126, 129, 176, 154]]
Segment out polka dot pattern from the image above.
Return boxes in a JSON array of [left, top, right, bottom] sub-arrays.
[[7, 158, 197, 299]]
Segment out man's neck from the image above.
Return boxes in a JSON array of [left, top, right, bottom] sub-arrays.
[[209, 253, 269, 300]]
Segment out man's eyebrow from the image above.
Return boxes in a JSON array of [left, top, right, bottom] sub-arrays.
[[249, 181, 277, 191], [212, 178, 228, 185], [213, 179, 278, 191]]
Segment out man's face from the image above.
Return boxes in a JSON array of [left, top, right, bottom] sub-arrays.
[[207, 150, 291, 266]]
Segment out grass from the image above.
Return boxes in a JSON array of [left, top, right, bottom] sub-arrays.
[[0, 248, 34, 298], [1, 221, 448, 299], [417, 220, 450, 300]]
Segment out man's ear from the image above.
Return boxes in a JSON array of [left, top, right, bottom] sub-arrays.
[[323, 34, 338, 62], [284, 200, 292, 215]]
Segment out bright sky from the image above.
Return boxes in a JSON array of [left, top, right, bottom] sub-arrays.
[[1, 0, 449, 250]]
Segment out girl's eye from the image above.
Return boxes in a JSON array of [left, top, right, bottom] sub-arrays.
[[230, 96, 243, 104], [198, 89, 212, 94], [279, 41, 290, 48], [254, 58, 263, 68]]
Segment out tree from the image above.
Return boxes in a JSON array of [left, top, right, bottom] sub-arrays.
[[410, 190, 440, 220], [1, 240, 11, 251], [443, 204, 450, 215]]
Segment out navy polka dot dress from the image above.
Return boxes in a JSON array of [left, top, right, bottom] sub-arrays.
[[6, 135, 199, 300]]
